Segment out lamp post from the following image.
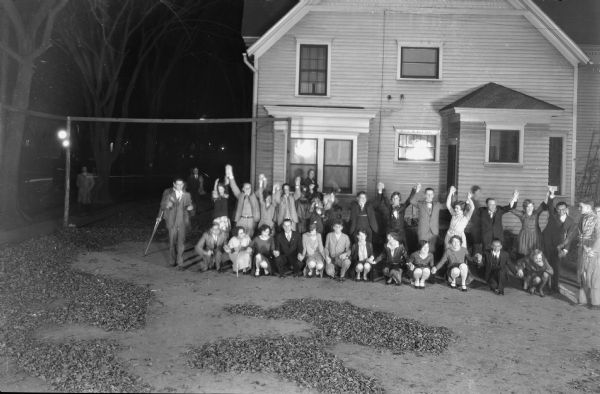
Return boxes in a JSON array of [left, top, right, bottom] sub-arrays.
[[57, 117, 71, 227]]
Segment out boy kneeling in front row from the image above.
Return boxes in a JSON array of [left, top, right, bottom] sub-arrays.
[[482, 238, 511, 295]]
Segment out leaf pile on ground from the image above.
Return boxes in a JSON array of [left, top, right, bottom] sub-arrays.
[[225, 298, 454, 355], [0, 227, 154, 392], [187, 334, 385, 394], [17, 339, 152, 393]]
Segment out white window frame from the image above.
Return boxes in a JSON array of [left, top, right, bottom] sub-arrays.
[[485, 124, 525, 165], [394, 128, 440, 163], [396, 42, 443, 81], [548, 132, 567, 196], [289, 131, 357, 195], [295, 39, 332, 97]]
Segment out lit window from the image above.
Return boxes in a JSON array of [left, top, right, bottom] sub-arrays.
[[289, 138, 318, 182], [396, 131, 437, 161]]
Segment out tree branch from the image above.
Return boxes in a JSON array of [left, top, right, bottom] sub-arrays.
[[0, 40, 23, 63], [0, 0, 25, 40]]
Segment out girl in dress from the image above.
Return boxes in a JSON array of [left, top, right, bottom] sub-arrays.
[[250, 224, 276, 277], [224, 226, 252, 275], [212, 178, 231, 233], [299, 223, 326, 277], [444, 186, 474, 249], [432, 235, 481, 291], [511, 191, 549, 257], [407, 240, 434, 289], [351, 229, 375, 281]]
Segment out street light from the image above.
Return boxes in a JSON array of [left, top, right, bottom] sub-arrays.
[[57, 120, 72, 227]]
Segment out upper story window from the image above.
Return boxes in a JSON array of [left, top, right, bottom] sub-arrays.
[[297, 41, 330, 96], [397, 44, 441, 80], [485, 125, 524, 164]]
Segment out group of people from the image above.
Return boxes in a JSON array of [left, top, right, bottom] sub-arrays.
[[158, 164, 600, 309]]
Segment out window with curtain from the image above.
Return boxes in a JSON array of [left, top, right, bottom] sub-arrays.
[[298, 44, 328, 95], [288, 138, 317, 184], [397, 132, 436, 161]]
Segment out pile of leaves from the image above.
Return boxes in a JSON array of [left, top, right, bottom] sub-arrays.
[[0, 227, 154, 392], [187, 334, 384, 393], [17, 339, 152, 393], [226, 298, 454, 354]]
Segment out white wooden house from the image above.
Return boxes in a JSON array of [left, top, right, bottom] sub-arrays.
[[243, 0, 590, 231]]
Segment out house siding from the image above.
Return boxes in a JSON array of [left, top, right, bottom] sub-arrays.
[[255, 106, 275, 185], [457, 122, 552, 233], [576, 45, 600, 200], [255, 0, 576, 203]]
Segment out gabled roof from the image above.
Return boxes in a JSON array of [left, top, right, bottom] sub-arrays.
[[246, 0, 589, 66], [440, 82, 563, 111]]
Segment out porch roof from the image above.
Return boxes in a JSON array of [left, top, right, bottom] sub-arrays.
[[439, 82, 563, 111]]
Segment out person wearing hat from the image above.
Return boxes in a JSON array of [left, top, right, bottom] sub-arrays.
[[375, 232, 409, 285], [542, 187, 577, 294], [577, 198, 600, 308], [324, 219, 352, 281]]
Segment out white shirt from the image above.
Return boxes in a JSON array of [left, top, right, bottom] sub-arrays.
[[174, 189, 182, 200], [559, 215, 566, 223], [285, 231, 292, 241], [493, 251, 500, 259]]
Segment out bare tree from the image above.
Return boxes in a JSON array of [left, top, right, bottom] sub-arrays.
[[0, 0, 68, 223], [54, 0, 198, 203]]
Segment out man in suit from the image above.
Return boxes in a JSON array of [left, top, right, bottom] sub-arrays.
[[542, 190, 577, 293], [187, 167, 205, 207], [324, 219, 352, 281], [483, 238, 511, 295], [273, 177, 301, 231], [227, 165, 260, 237], [160, 177, 194, 268], [372, 181, 417, 246], [476, 191, 518, 251], [349, 191, 379, 243], [466, 185, 484, 254], [409, 184, 442, 255], [194, 222, 228, 272], [273, 218, 302, 277]]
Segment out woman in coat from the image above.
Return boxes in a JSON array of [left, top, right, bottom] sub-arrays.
[[375, 232, 408, 285], [351, 229, 375, 281]]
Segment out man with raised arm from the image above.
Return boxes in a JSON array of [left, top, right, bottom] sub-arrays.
[[226, 164, 260, 238]]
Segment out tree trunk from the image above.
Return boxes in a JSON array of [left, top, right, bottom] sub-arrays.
[[90, 123, 114, 205], [0, 58, 33, 224]]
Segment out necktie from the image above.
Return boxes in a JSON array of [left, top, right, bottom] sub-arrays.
[[286, 233, 291, 242]]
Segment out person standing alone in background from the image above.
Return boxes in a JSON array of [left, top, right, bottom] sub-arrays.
[[76, 166, 95, 212], [160, 178, 194, 268]]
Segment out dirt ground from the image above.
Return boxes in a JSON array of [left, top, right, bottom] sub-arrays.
[[2, 238, 599, 393]]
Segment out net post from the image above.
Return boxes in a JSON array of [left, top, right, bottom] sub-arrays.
[[63, 117, 72, 227]]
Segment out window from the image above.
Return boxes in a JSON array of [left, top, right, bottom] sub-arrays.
[[398, 46, 440, 79], [288, 136, 355, 194], [396, 130, 438, 161], [488, 129, 520, 163], [323, 140, 353, 194], [289, 138, 318, 182], [298, 44, 328, 95]]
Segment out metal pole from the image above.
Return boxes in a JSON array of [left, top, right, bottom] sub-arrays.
[[63, 117, 71, 227]]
